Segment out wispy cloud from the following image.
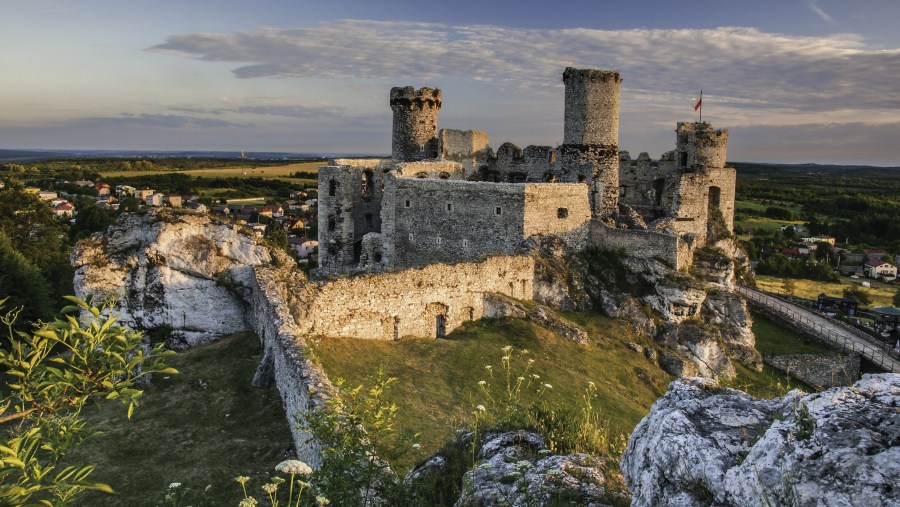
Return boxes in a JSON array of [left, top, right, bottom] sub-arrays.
[[149, 20, 900, 116], [169, 103, 346, 120], [808, 0, 836, 24], [72, 113, 247, 129]]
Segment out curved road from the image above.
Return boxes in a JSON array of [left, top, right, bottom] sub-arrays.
[[738, 286, 900, 373]]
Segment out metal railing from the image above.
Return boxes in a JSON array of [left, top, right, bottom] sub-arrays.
[[738, 286, 899, 373]]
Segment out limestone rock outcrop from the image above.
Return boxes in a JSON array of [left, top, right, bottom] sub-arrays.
[[621, 374, 900, 507], [531, 238, 761, 379], [72, 210, 273, 347]]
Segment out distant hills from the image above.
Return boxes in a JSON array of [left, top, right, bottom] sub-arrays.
[[0, 149, 385, 163]]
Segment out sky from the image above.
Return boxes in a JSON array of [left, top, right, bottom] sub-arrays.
[[2, 0, 900, 165]]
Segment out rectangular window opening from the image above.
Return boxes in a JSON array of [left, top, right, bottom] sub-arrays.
[[557, 208, 569, 219], [405, 199, 411, 208], [495, 206, 502, 215], [446, 202, 453, 212]]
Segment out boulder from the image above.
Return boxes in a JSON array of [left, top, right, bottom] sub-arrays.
[[621, 374, 900, 507]]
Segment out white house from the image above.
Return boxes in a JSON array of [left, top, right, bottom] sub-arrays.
[[864, 259, 897, 281]]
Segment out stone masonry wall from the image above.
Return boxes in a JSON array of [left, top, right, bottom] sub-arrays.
[[765, 354, 860, 389], [394, 160, 466, 180], [676, 122, 729, 170], [381, 176, 526, 268], [439, 129, 490, 175], [522, 184, 591, 248], [294, 255, 536, 340]]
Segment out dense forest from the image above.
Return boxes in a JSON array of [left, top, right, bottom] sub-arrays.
[[733, 162, 900, 252]]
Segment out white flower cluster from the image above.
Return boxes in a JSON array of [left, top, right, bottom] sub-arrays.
[[275, 459, 313, 475]]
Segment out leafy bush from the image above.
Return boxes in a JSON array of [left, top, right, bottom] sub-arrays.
[[0, 296, 176, 506]]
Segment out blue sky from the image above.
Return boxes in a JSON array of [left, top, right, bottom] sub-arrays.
[[2, 0, 899, 164]]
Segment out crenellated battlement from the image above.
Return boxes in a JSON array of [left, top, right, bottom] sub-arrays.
[[389, 86, 442, 109]]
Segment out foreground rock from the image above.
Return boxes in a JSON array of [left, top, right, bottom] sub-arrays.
[[72, 210, 274, 347], [407, 430, 624, 507], [621, 374, 900, 506]]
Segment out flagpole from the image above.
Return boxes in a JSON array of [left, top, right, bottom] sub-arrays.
[[699, 90, 702, 123]]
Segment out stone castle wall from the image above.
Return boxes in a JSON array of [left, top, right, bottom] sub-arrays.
[[380, 174, 590, 269], [391, 86, 442, 161], [676, 122, 729, 169], [394, 160, 466, 180], [381, 176, 526, 268], [295, 255, 536, 340]]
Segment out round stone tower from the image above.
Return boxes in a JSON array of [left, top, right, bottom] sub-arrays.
[[559, 68, 622, 221], [563, 68, 621, 146], [390, 86, 442, 162], [675, 122, 729, 170]]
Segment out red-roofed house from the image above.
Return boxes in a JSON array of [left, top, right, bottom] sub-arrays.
[[54, 201, 75, 218], [259, 205, 284, 218]]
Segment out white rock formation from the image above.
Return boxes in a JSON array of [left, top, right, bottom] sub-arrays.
[[72, 210, 271, 347], [621, 374, 900, 507]]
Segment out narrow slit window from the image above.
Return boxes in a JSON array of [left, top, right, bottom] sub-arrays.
[[557, 208, 568, 219], [495, 206, 502, 215], [405, 199, 411, 208], [446, 202, 453, 212]]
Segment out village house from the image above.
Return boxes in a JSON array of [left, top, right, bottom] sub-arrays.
[[38, 190, 58, 201], [95, 182, 111, 196], [165, 195, 182, 208], [137, 188, 155, 201], [864, 259, 897, 281], [54, 201, 75, 218], [145, 193, 164, 207], [259, 204, 284, 218]]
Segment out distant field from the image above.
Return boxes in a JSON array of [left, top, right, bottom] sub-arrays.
[[100, 161, 322, 180], [754, 274, 896, 308], [734, 199, 806, 238]]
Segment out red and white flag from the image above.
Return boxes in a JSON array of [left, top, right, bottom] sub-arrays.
[[693, 94, 702, 111]]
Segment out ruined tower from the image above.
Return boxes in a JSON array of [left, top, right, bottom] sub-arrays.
[[675, 122, 729, 170], [390, 86, 442, 162], [558, 68, 621, 221]]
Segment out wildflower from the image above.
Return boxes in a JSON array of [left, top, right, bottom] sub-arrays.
[[316, 496, 331, 506], [235, 476, 250, 485], [239, 498, 258, 507], [531, 374, 540, 379], [262, 483, 278, 494], [517, 376, 525, 381], [275, 459, 313, 475], [478, 380, 486, 386], [412, 443, 422, 449], [528, 359, 535, 364], [297, 480, 311, 489], [476, 405, 486, 412], [544, 383, 553, 389], [588, 381, 595, 387], [501, 345, 512, 353], [168, 482, 182, 489], [271, 476, 285, 485], [485, 365, 492, 370]]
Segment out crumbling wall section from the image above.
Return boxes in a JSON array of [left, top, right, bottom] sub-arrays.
[[317, 164, 386, 274], [247, 265, 333, 467], [676, 122, 729, 170], [295, 255, 535, 340], [394, 160, 466, 180], [589, 221, 690, 269]]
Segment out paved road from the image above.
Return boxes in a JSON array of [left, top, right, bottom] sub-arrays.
[[738, 286, 900, 373]]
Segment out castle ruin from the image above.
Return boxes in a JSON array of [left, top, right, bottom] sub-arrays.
[[317, 67, 735, 277]]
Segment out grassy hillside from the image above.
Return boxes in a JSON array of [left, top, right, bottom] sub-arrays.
[[754, 274, 896, 308], [65, 311, 813, 506], [67, 333, 294, 507]]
